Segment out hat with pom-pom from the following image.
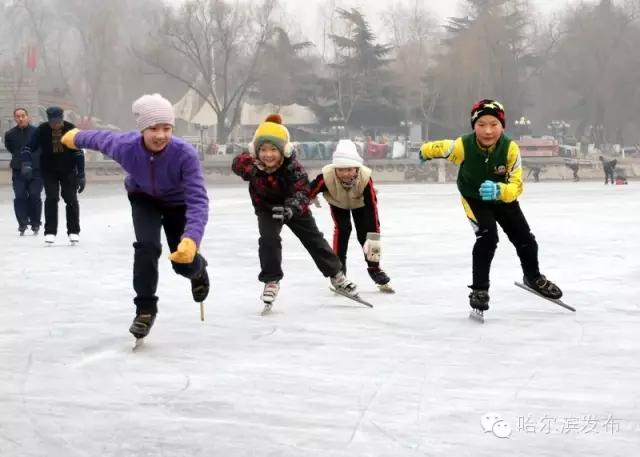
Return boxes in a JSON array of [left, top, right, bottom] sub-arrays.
[[470, 99, 505, 129], [251, 113, 292, 157]]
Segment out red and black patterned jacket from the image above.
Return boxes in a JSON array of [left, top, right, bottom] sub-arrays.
[[232, 151, 311, 216]]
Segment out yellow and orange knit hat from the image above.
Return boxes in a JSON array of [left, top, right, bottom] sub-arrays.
[[252, 113, 292, 157]]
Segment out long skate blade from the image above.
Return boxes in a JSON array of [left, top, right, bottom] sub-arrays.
[[469, 309, 485, 323], [132, 338, 145, 351], [378, 284, 395, 294], [199, 302, 205, 322], [514, 282, 576, 312], [329, 287, 373, 308]]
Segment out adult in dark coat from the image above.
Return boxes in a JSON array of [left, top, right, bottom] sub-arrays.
[[21, 106, 85, 243], [4, 108, 41, 234]]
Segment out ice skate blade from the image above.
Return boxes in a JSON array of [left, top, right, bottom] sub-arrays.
[[469, 309, 485, 323], [261, 302, 273, 316], [132, 338, 145, 351], [514, 282, 575, 312], [329, 287, 373, 308]]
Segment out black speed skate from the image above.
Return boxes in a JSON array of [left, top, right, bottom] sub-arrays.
[[469, 289, 489, 323], [367, 267, 394, 293], [191, 268, 210, 302], [129, 313, 156, 339], [523, 275, 562, 299]]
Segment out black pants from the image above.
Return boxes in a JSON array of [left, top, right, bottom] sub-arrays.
[[42, 170, 80, 235], [604, 169, 615, 184], [130, 194, 207, 314], [256, 210, 342, 283], [464, 198, 540, 290], [12, 169, 43, 228], [329, 204, 379, 274]]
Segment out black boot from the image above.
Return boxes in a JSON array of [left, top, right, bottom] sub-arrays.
[[469, 289, 490, 311], [367, 267, 390, 285], [191, 268, 210, 302], [129, 313, 156, 339], [18, 225, 27, 236], [523, 275, 562, 299]]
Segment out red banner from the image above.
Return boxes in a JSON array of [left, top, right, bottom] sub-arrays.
[[26, 46, 37, 71]]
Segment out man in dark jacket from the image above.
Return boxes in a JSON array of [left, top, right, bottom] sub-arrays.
[[599, 155, 617, 184], [21, 106, 85, 244], [4, 108, 41, 235]]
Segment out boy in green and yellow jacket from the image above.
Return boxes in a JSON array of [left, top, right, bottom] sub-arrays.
[[419, 99, 562, 314]]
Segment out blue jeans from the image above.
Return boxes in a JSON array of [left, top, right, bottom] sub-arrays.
[[12, 169, 43, 228]]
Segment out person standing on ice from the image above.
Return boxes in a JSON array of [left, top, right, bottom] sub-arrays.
[[418, 99, 563, 316], [4, 108, 41, 235], [60, 93, 210, 340], [599, 155, 617, 184], [232, 113, 358, 307], [21, 106, 85, 244], [308, 139, 393, 292]]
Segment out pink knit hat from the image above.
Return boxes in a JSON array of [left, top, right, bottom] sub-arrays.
[[132, 93, 175, 131]]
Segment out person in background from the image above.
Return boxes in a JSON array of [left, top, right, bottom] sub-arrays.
[[21, 106, 85, 244], [4, 108, 41, 235]]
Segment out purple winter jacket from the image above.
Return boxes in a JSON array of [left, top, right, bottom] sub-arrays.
[[75, 130, 209, 245]]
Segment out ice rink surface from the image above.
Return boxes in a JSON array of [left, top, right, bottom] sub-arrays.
[[1, 180, 639, 456]]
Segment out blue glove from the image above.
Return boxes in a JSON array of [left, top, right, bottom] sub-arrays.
[[479, 180, 500, 201], [21, 163, 33, 180]]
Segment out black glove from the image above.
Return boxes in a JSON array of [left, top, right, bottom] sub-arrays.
[[21, 163, 33, 180], [272, 206, 293, 222], [77, 175, 86, 193]]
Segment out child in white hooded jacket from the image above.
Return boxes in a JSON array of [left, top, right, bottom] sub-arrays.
[[309, 140, 393, 291]]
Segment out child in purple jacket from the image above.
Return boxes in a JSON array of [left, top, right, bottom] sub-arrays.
[[61, 93, 210, 340]]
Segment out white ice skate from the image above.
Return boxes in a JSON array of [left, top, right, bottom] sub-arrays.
[[261, 281, 280, 314], [69, 233, 79, 245], [44, 234, 55, 245]]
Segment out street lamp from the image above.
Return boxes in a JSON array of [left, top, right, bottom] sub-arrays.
[[400, 120, 414, 155], [547, 120, 570, 144], [329, 115, 345, 140], [514, 116, 531, 137]]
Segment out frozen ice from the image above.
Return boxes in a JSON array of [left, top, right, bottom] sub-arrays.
[[1, 181, 639, 456]]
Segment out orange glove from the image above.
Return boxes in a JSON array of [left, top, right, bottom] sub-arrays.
[[169, 238, 197, 264], [61, 128, 81, 149]]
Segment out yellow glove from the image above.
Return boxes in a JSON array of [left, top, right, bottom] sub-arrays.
[[61, 128, 81, 149], [419, 140, 454, 161], [169, 238, 198, 264]]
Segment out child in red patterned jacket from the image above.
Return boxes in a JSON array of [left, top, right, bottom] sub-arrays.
[[232, 114, 359, 305]]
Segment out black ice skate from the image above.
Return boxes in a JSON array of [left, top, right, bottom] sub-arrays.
[[469, 289, 490, 323], [367, 267, 394, 293], [191, 268, 210, 303], [129, 313, 156, 341], [31, 225, 40, 235], [18, 225, 27, 236], [523, 275, 562, 299]]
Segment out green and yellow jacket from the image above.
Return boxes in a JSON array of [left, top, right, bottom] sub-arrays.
[[419, 133, 523, 203]]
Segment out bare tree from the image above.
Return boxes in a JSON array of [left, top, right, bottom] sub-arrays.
[[433, 0, 539, 133], [383, 1, 440, 137], [61, 0, 126, 119], [538, 0, 640, 146], [139, 0, 278, 143]]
